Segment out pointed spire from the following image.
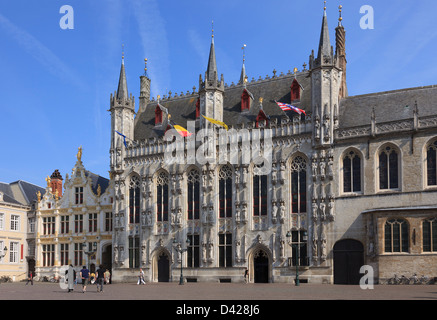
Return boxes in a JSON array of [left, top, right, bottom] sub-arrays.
[[206, 20, 218, 82], [239, 44, 247, 85], [317, 1, 332, 61], [116, 44, 128, 100]]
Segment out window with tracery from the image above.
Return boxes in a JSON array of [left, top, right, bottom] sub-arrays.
[[343, 150, 362, 193], [129, 176, 140, 224], [379, 146, 399, 190], [219, 165, 233, 218], [187, 169, 200, 220], [253, 164, 267, 217], [290, 156, 307, 214], [427, 140, 437, 186], [384, 218, 409, 253], [423, 217, 437, 252], [156, 172, 169, 222]]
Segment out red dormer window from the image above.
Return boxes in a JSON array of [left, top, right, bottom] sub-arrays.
[[196, 98, 200, 118], [241, 89, 251, 112], [291, 79, 301, 101], [155, 105, 162, 125], [256, 109, 269, 128]]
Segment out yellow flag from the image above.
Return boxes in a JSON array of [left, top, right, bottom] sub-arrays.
[[202, 115, 229, 131]]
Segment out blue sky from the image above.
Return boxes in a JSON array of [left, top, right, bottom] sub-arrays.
[[0, 0, 436, 188]]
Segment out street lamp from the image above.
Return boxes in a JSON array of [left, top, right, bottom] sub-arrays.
[[173, 237, 190, 285], [286, 231, 307, 286]]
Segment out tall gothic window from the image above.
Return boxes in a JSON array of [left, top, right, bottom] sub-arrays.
[[290, 156, 307, 214], [427, 140, 437, 186], [219, 165, 233, 218], [343, 150, 362, 193], [253, 165, 267, 217], [187, 169, 200, 220], [379, 146, 399, 190], [219, 233, 232, 267], [129, 176, 140, 224], [384, 219, 409, 253], [129, 236, 140, 268], [187, 234, 200, 268], [423, 218, 437, 252], [156, 172, 169, 222]]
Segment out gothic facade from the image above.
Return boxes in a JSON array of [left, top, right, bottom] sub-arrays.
[[110, 10, 437, 284]]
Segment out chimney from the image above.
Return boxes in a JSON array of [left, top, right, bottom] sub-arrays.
[[50, 169, 63, 198]]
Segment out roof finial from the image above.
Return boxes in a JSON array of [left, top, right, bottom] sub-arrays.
[[122, 44, 125, 64], [242, 44, 246, 64], [338, 5, 343, 26], [324, 1, 327, 16], [211, 20, 214, 39], [144, 58, 148, 76]]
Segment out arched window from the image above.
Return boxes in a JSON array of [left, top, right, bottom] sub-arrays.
[[379, 145, 399, 190], [253, 164, 268, 217], [423, 217, 437, 252], [290, 156, 307, 214], [156, 172, 169, 222], [129, 176, 140, 224], [187, 169, 200, 220], [384, 218, 409, 253], [426, 140, 437, 186], [343, 150, 362, 193], [219, 165, 233, 218]]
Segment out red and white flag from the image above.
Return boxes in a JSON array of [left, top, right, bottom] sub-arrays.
[[275, 101, 306, 115]]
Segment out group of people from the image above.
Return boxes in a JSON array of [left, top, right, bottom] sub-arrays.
[[66, 265, 111, 293]]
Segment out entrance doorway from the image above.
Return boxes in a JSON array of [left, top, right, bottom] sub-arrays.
[[157, 252, 170, 282], [253, 250, 269, 283], [333, 239, 364, 285]]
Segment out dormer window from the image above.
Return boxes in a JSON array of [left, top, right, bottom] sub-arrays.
[[256, 109, 269, 128], [291, 79, 301, 101], [155, 105, 163, 125], [196, 98, 200, 119], [241, 89, 251, 112]]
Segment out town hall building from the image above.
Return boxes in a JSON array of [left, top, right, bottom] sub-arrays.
[[109, 7, 437, 284]]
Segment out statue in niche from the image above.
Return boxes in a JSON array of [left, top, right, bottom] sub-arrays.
[[323, 116, 330, 142], [279, 201, 285, 224], [311, 158, 318, 179], [319, 159, 326, 180], [327, 157, 334, 180], [271, 201, 278, 223], [312, 202, 318, 222], [319, 201, 326, 221], [271, 163, 277, 184], [320, 235, 327, 261], [146, 210, 152, 226], [314, 113, 321, 140], [327, 199, 335, 221], [279, 236, 285, 262], [235, 202, 241, 222], [235, 237, 241, 262]]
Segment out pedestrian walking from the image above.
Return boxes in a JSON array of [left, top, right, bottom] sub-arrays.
[[96, 265, 105, 293], [25, 271, 33, 286], [104, 269, 111, 284], [137, 268, 146, 285], [66, 264, 75, 292], [80, 265, 90, 293], [244, 268, 248, 284]]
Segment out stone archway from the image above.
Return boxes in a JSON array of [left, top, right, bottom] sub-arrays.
[[152, 248, 172, 282], [247, 244, 272, 283], [333, 239, 364, 285]]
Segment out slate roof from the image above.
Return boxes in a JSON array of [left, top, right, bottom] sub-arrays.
[[134, 72, 312, 141], [339, 84, 437, 129], [0, 180, 45, 206], [84, 171, 110, 195]]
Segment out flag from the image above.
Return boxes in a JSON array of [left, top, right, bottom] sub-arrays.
[[202, 115, 229, 130], [115, 131, 127, 147], [275, 101, 306, 115], [169, 120, 193, 137]]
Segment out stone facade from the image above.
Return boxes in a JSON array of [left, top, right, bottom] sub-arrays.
[[109, 9, 437, 284]]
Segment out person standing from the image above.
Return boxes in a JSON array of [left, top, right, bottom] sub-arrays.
[[25, 271, 33, 286], [104, 269, 111, 284], [80, 265, 90, 293], [244, 268, 248, 284], [66, 264, 75, 292], [96, 265, 105, 293]]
